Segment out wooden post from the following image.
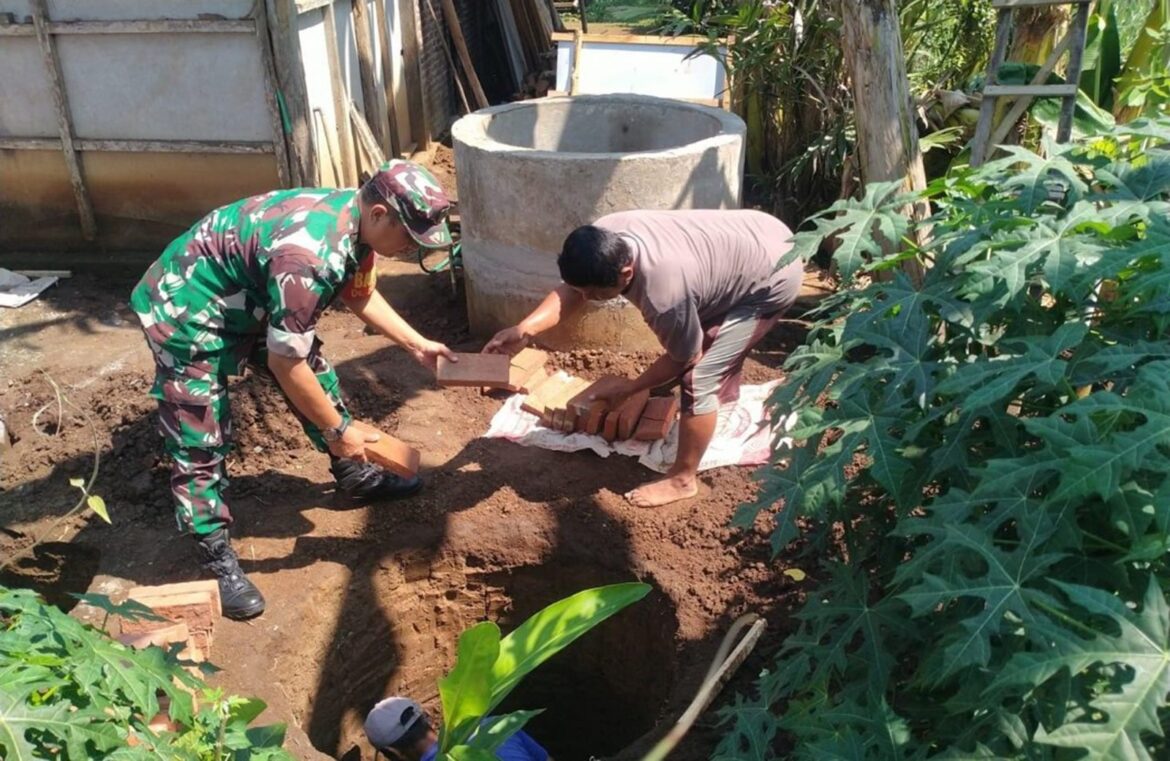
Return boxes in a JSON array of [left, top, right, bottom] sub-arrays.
[[439, 0, 488, 109], [424, 0, 471, 113], [254, 5, 293, 187], [351, 0, 386, 151], [29, 0, 96, 240], [840, 0, 928, 281], [569, 30, 583, 95], [265, 0, 316, 186], [398, 0, 430, 151], [322, 1, 359, 185], [577, 0, 588, 33], [373, 0, 402, 158]]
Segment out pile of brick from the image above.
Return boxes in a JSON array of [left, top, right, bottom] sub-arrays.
[[117, 580, 222, 670], [437, 348, 680, 442]]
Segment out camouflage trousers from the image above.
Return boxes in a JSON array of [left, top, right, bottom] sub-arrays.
[[142, 333, 350, 536]]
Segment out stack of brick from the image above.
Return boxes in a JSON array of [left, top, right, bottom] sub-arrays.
[[117, 580, 222, 668], [523, 373, 679, 442], [436, 348, 681, 442]]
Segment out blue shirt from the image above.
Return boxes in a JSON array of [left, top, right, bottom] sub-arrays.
[[420, 729, 548, 761]]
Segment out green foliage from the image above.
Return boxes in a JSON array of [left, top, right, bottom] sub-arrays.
[[0, 585, 293, 760], [723, 119, 1170, 758], [436, 583, 649, 759]]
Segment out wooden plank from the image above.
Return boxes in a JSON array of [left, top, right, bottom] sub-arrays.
[[0, 137, 276, 153], [266, 0, 318, 185], [30, 0, 95, 241], [494, 0, 527, 89], [296, 0, 335, 12], [0, 19, 256, 36], [983, 84, 1078, 97], [372, 0, 402, 158], [550, 31, 715, 46], [350, 100, 387, 170], [569, 30, 583, 95], [351, 0, 386, 151], [971, 9, 1014, 167], [992, 0, 1090, 6], [1057, 1, 1091, 144], [987, 29, 1075, 149], [254, 5, 293, 187], [322, 2, 359, 185], [439, 0, 489, 109], [436, 353, 511, 387], [423, 0, 471, 113], [398, 0, 429, 151]]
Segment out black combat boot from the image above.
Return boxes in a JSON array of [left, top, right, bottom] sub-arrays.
[[195, 528, 266, 620], [331, 457, 423, 504]]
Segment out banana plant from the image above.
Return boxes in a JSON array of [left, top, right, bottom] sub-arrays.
[[435, 582, 651, 760]]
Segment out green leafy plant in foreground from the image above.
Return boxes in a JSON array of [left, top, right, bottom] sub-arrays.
[[0, 585, 293, 760], [436, 582, 650, 760], [722, 118, 1170, 759]]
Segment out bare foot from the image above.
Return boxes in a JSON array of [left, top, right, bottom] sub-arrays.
[[624, 475, 699, 508]]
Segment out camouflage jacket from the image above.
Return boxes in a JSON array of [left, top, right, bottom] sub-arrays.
[[130, 188, 375, 368]]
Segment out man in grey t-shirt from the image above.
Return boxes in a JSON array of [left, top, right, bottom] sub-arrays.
[[484, 209, 802, 508]]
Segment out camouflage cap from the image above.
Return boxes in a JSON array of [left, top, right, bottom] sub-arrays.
[[366, 159, 453, 249]]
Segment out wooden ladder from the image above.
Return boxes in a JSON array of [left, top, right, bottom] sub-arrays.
[[970, 0, 1093, 166]]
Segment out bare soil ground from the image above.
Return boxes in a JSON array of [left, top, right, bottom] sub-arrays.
[[0, 254, 806, 760]]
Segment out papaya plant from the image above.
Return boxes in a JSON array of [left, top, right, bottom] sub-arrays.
[[0, 585, 293, 760], [720, 118, 1170, 758], [435, 582, 650, 760]]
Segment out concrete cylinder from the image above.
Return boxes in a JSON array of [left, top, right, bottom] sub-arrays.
[[452, 94, 746, 350]]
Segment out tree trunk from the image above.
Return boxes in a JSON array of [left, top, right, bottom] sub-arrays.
[[1114, 0, 1169, 123], [1009, 7, 1072, 69], [840, 0, 928, 280]]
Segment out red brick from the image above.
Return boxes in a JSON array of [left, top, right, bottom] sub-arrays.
[[583, 401, 608, 435], [118, 621, 191, 650], [616, 389, 650, 440], [121, 589, 216, 657], [512, 365, 548, 394], [640, 395, 680, 423], [602, 410, 621, 442], [350, 420, 421, 478], [126, 580, 221, 618], [633, 414, 673, 441], [567, 375, 626, 416], [436, 353, 511, 387], [522, 373, 575, 417]]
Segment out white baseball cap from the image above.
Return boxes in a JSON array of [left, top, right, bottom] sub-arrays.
[[364, 696, 426, 749]]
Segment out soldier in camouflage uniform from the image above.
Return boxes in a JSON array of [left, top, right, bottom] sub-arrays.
[[131, 160, 454, 619]]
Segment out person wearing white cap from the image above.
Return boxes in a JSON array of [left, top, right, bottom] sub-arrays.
[[364, 696, 551, 761]]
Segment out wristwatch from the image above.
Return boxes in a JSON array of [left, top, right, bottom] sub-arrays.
[[322, 417, 351, 443]]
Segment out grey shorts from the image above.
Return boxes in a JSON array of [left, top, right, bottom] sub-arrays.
[[681, 305, 781, 415]]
